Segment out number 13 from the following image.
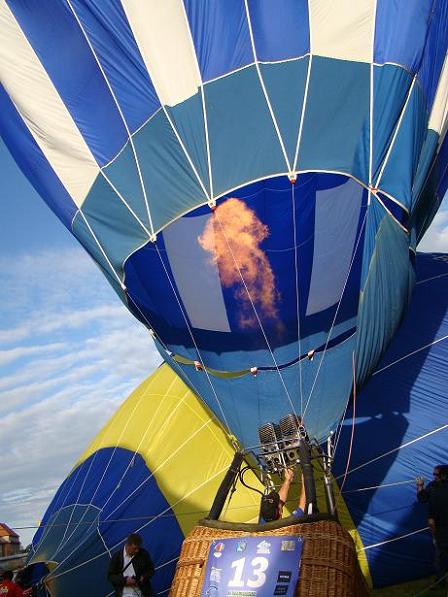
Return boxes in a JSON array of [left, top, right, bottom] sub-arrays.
[[228, 556, 269, 588]]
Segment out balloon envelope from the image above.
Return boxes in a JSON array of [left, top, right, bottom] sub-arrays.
[[29, 364, 264, 597], [1, 2, 448, 446], [334, 252, 448, 587], [29, 252, 448, 593]]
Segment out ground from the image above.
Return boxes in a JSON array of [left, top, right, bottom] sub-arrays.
[[372, 577, 446, 596]]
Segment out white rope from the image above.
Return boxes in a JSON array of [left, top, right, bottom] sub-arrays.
[[49, 375, 166, 557], [338, 423, 448, 480], [99, 415, 221, 528], [342, 478, 415, 494], [332, 390, 352, 457], [31, 462, 87, 557], [98, 170, 153, 236], [159, 104, 211, 203], [416, 272, 448, 285], [291, 182, 304, 413], [179, 1, 214, 201], [212, 210, 299, 420], [50, 461, 102, 560], [48, 463, 231, 580], [302, 210, 368, 419], [76, 210, 124, 287], [48, 365, 152, 559], [119, 285, 177, 361], [243, 0, 292, 173], [93, 378, 186, 520], [374, 77, 417, 190], [374, 194, 409, 233], [48, 381, 189, 576], [155, 556, 180, 571], [373, 333, 448, 376], [368, 0, 378, 203], [97, 525, 112, 558], [101, 168, 407, 242], [293, 57, 313, 172], [66, 0, 155, 235], [358, 526, 429, 552], [154, 244, 232, 435], [36, 421, 109, 557], [293, 0, 313, 172]]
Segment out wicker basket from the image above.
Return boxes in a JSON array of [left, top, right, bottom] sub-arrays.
[[170, 517, 368, 597]]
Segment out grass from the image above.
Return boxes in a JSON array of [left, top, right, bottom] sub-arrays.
[[372, 576, 446, 596]]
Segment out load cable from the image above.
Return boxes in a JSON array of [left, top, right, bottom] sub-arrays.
[[302, 209, 367, 420], [213, 208, 301, 424]]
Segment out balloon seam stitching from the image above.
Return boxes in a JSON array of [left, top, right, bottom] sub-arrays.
[[65, 0, 155, 234], [243, 0, 293, 174]]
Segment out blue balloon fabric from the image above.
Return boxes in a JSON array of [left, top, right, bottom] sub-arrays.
[[27, 253, 448, 593], [334, 252, 448, 587], [1, 2, 448, 449]]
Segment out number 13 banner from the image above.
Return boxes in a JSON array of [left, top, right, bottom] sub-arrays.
[[201, 535, 304, 596]]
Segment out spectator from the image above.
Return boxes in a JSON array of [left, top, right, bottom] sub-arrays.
[[14, 568, 32, 597], [416, 464, 448, 503], [0, 570, 24, 597], [108, 533, 154, 596], [427, 466, 448, 588]]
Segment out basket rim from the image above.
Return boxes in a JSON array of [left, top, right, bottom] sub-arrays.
[[198, 512, 338, 533]]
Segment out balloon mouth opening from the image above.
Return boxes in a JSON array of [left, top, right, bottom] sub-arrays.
[[126, 171, 368, 353]]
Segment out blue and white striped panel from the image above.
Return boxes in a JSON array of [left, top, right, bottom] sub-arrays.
[[68, 0, 161, 132], [378, 83, 428, 210], [4, 0, 128, 166], [417, 0, 448, 115], [248, 0, 310, 62], [0, 1, 100, 206], [372, 66, 414, 184], [183, 0, 253, 82], [374, 0, 433, 73], [0, 85, 77, 229], [309, 0, 376, 62]]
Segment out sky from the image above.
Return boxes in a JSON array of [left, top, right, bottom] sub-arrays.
[[0, 140, 162, 547], [0, 139, 447, 549]]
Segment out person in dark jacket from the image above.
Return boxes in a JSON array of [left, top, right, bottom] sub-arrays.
[[427, 467, 448, 588], [107, 533, 154, 597], [416, 464, 448, 503]]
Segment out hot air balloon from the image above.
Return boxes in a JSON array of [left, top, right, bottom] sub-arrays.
[[1, 0, 448, 450], [334, 251, 448, 589], [27, 365, 265, 597], [1, 1, 448, 594], [26, 362, 366, 596], [25, 252, 448, 595]]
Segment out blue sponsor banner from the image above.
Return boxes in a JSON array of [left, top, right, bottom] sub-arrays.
[[201, 535, 303, 596]]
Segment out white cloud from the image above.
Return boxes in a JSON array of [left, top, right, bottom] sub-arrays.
[[0, 246, 162, 547], [418, 203, 448, 253], [0, 342, 66, 366]]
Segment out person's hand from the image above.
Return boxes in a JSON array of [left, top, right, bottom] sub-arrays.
[[284, 468, 294, 483], [125, 577, 137, 586], [416, 476, 424, 488]]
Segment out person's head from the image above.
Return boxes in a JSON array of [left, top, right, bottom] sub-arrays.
[[439, 465, 448, 482], [260, 491, 283, 522], [2, 571, 13, 581], [125, 533, 143, 557], [433, 465, 443, 481]]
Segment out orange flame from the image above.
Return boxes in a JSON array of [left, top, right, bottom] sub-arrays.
[[198, 198, 280, 329]]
